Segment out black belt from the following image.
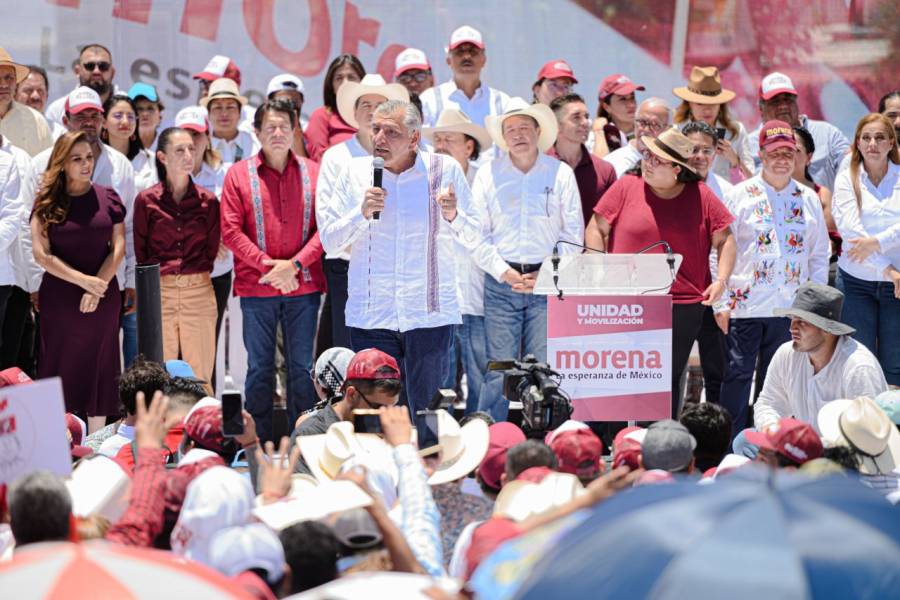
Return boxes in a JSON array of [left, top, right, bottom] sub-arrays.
[[507, 262, 543, 274]]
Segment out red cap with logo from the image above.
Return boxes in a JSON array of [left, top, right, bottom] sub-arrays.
[[64, 87, 104, 115], [758, 119, 797, 153], [550, 428, 602, 480], [449, 25, 485, 50], [184, 406, 226, 453], [598, 74, 645, 100], [0, 367, 32, 388], [345, 348, 401, 381], [536, 60, 578, 84], [758, 71, 798, 101], [193, 55, 242, 86], [477, 422, 526, 490], [745, 417, 823, 465]]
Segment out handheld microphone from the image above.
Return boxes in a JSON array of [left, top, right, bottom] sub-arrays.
[[372, 157, 384, 220]]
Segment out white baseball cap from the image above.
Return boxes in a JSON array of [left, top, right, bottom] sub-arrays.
[[449, 25, 484, 50], [64, 86, 103, 115], [394, 48, 431, 78], [267, 73, 305, 98], [208, 524, 286, 584], [175, 106, 209, 133], [759, 71, 798, 101]]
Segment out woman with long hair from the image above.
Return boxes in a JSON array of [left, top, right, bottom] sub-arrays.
[[133, 126, 220, 388], [673, 66, 754, 182], [101, 93, 156, 193], [31, 131, 126, 431], [591, 73, 643, 158], [303, 54, 365, 162], [831, 112, 900, 388]]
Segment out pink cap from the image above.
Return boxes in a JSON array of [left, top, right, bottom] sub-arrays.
[[449, 25, 484, 50], [0, 367, 32, 388], [193, 55, 242, 86], [598, 74, 645, 100], [64, 86, 103, 115], [537, 60, 577, 84], [758, 120, 797, 153], [759, 72, 798, 101], [478, 422, 526, 490], [394, 48, 431, 78]]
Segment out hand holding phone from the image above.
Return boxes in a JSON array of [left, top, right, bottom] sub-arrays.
[[222, 391, 245, 437]]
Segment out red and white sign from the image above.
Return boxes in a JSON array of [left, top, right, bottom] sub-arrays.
[[547, 296, 672, 422]]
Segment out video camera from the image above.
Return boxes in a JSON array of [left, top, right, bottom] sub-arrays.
[[487, 355, 572, 437]]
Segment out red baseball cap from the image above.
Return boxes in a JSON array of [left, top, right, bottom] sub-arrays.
[[193, 55, 242, 86], [394, 48, 431, 78], [536, 60, 578, 84], [345, 348, 400, 381], [745, 418, 823, 465], [612, 438, 642, 470], [477, 422, 526, 490], [598, 74, 645, 100], [464, 517, 523, 580], [184, 406, 226, 453], [758, 120, 797, 153], [550, 428, 602, 480], [613, 425, 644, 451], [759, 71, 798, 101], [64, 87, 104, 115], [0, 366, 32, 388]]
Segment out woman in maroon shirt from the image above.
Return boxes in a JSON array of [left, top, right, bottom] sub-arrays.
[[134, 127, 220, 388], [304, 54, 365, 162], [586, 127, 736, 418]]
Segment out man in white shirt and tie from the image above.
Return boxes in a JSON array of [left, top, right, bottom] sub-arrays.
[[472, 99, 584, 421], [321, 99, 480, 433]]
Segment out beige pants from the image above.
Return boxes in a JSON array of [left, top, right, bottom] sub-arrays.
[[161, 273, 216, 392]]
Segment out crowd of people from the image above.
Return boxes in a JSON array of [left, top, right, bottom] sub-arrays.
[[0, 22, 899, 597]]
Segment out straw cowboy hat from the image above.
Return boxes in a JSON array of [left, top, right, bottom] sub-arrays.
[[422, 109, 493, 151], [486, 97, 558, 152], [642, 127, 697, 173], [0, 48, 30, 83], [200, 77, 248, 108], [336, 74, 409, 129], [818, 396, 900, 475], [427, 410, 490, 486], [493, 472, 585, 522], [299, 421, 391, 482], [673, 66, 736, 105]]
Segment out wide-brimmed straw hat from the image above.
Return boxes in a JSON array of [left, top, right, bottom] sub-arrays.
[[299, 421, 391, 482], [0, 48, 30, 83], [422, 109, 493, 151], [673, 66, 735, 105], [493, 472, 585, 522], [427, 410, 490, 486], [336, 74, 409, 129], [486, 97, 558, 152], [200, 78, 248, 108], [818, 396, 900, 475], [641, 127, 697, 173]]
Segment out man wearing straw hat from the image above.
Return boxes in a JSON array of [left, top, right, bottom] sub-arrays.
[[0, 48, 52, 157], [473, 98, 583, 421], [423, 109, 493, 413]]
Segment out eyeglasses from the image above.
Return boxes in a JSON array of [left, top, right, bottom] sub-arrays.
[[82, 61, 111, 73], [397, 71, 431, 84], [640, 149, 673, 168], [635, 118, 665, 133]]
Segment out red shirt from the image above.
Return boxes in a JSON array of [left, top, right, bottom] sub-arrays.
[[105, 447, 166, 547], [133, 182, 220, 276], [594, 175, 734, 304], [548, 144, 618, 225], [220, 151, 325, 298], [304, 106, 355, 163]]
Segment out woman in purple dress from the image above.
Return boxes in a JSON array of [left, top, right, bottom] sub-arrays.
[[31, 131, 126, 432]]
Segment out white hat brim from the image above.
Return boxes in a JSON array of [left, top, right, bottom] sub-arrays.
[[427, 419, 490, 486], [337, 81, 410, 129], [818, 399, 900, 475], [486, 103, 558, 153], [298, 432, 390, 483]]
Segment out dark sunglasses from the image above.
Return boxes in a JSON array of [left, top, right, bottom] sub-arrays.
[[83, 61, 111, 73]]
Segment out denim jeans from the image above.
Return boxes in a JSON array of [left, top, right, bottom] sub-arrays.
[[838, 268, 900, 386], [121, 311, 137, 369], [442, 324, 460, 390], [349, 324, 453, 440], [460, 314, 488, 414], [480, 276, 548, 422], [718, 317, 791, 437], [241, 293, 320, 442]]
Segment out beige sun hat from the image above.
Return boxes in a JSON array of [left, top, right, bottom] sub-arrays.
[[200, 77, 248, 108], [641, 126, 697, 173], [493, 471, 585, 522], [426, 410, 490, 486], [422, 109, 493, 151], [336, 74, 410, 129], [298, 421, 391, 483], [486, 97, 558, 153], [0, 48, 30, 83], [673, 66, 736, 105], [817, 396, 900, 475]]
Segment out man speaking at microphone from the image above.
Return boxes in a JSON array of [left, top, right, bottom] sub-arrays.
[[321, 99, 480, 425]]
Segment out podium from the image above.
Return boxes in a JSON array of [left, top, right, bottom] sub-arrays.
[[534, 253, 681, 422]]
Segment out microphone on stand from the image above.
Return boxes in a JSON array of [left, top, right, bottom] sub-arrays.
[[372, 157, 384, 220], [551, 240, 605, 301]]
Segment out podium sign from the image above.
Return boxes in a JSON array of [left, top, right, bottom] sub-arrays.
[[547, 295, 672, 421]]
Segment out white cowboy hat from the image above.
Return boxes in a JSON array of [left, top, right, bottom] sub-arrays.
[[818, 396, 900, 475], [493, 471, 585, 522], [252, 479, 373, 531], [336, 74, 410, 129], [299, 421, 391, 482], [422, 109, 493, 151], [486, 97, 558, 152], [427, 410, 490, 486]]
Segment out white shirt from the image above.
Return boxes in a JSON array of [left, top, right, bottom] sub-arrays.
[[420, 80, 510, 130], [192, 161, 230, 277], [472, 153, 584, 282], [322, 151, 480, 332], [315, 135, 369, 261], [132, 148, 158, 194], [0, 137, 34, 291], [211, 129, 260, 165], [0, 148, 24, 286], [705, 173, 733, 201], [44, 94, 68, 129], [31, 143, 136, 289], [721, 176, 829, 318], [601, 143, 642, 177], [455, 163, 485, 315], [831, 161, 900, 282], [754, 336, 887, 433], [97, 423, 135, 458]]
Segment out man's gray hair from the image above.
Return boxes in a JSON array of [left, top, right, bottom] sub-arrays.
[[639, 97, 673, 125], [374, 99, 422, 133], [9, 470, 72, 546]]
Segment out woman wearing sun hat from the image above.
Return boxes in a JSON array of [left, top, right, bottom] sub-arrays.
[[673, 66, 754, 181], [586, 127, 736, 417]]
